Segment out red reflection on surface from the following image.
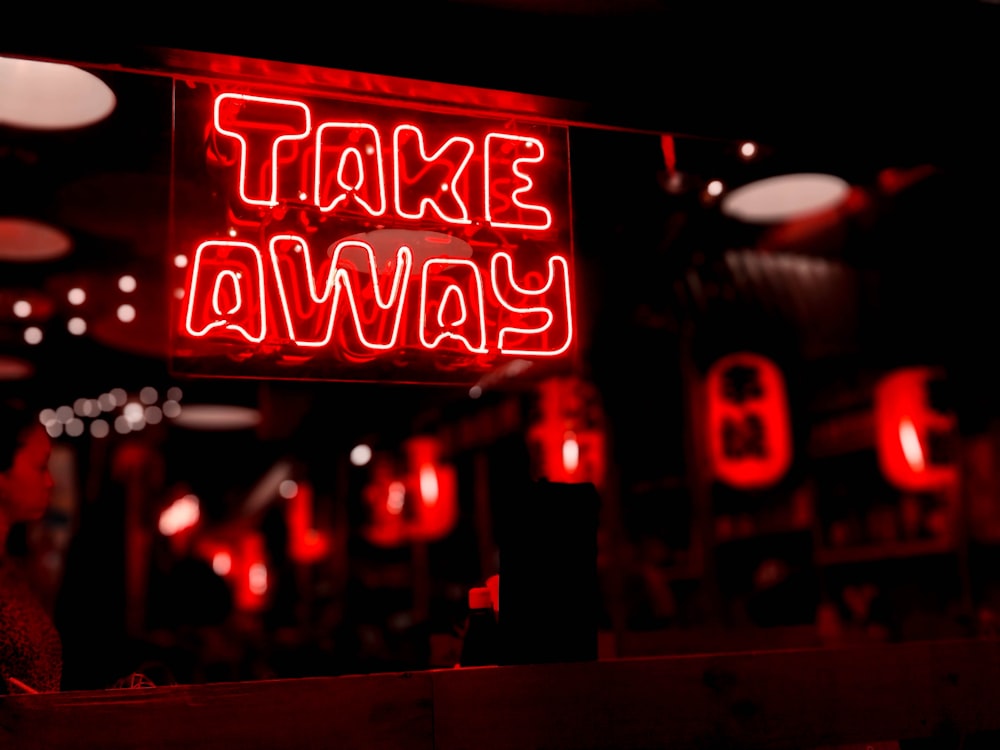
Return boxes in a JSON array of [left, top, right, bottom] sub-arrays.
[[874, 367, 956, 492], [705, 352, 792, 490]]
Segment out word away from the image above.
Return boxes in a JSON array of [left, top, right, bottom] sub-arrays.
[[184, 235, 573, 358]]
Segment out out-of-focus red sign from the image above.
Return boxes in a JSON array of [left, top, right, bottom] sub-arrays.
[[170, 84, 574, 384], [874, 366, 956, 492], [527, 376, 606, 488], [362, 436, 458, 547], [705, 352, 793, 490]]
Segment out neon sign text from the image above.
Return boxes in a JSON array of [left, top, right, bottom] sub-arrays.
[[214, 93, 552, 230], [172, 85, 575, 383], [184, 237, 572, 360]]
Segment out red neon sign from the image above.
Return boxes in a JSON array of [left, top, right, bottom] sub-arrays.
[[705, 352, 793, 490], [874, 367, 957, 493], [171, 85, 575, 383]]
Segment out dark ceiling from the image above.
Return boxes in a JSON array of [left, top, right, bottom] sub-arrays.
[[2, 2, 999, 429], [4, 2, 995, 162]]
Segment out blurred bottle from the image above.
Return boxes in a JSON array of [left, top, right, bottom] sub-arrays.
[[459, 586, 499, 667], [497, 481, 599, 665]]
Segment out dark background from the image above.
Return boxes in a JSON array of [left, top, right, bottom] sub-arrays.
[[4, 1, 1000, 690]]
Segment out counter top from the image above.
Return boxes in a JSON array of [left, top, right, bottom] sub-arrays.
[[3, 638, 1000, 749]]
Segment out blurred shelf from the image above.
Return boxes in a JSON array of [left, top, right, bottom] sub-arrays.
[[808, 409, 874, 458], [714, 519, 813, 545], [629, 476, 688, 494], [660, 563, 702, 583], [967, 520, 1000, 547], [815, 537, 956, 566]]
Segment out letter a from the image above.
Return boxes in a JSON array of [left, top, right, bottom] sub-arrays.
[[419, 259, 488, 353], [184, 240, 267, 343]]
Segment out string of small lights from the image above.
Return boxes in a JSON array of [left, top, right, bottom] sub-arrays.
[[38, 386, 184, 439]]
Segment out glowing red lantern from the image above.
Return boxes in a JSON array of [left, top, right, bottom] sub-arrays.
[[362, 438, 458, 547], [874, 367, 956, 492], [527, 376, 606, 488], [403, 435, 458, 542], [197, 530, 269, 613], [235, 532, 269, 613], [158, 493, 201, 538], [190, 528, 269, 612], [705, 352, 793, 489], [362, 454, 410, 548], [282, 480, 331, 564]]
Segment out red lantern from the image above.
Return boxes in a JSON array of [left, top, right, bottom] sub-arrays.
[[193, 531, 268, 613], [705, 352, 793, 489], [527, 376, 606, 488], [874, 367, 956, 492], [283, 480, 331, 564], [362, 437, 458, 547], [190, 527, 269, 612], [403, 436, 458, 542], [362, 454, 410, 548], [194, 536, 234, 579]]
